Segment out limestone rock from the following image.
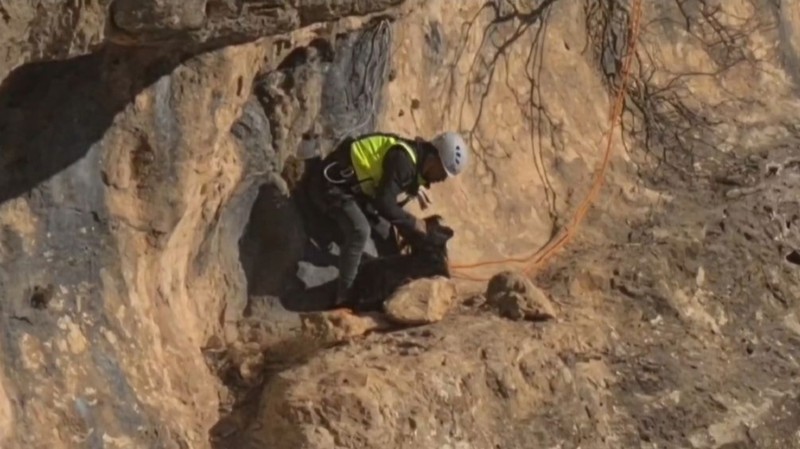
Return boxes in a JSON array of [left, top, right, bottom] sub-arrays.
[[111, 0, 208, 34], [0, 5, 402, 448], [486, 271, 556, 321], [245, 314, 609, 449], [300, 310, 390, 343], [0, 0, 406, 82], [295, 0, 406, 25], [384, 276, 457, 325]]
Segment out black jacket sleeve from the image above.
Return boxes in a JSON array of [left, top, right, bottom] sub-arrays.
[[372, 146, 421, 237]]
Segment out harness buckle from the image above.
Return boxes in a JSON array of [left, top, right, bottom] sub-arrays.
[[323, 162, 354, 185]]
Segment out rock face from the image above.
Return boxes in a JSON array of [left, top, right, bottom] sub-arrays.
[[0, 0, 406, 80], [3, 1, 800, 449], [0, 2, 404, 448], [110, 0, 406, 46], [384, 276, 457, 325], [486, 271, 557, 321], [239, 313, 613, 449]]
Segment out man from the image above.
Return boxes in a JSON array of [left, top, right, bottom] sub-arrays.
[[307, 131, 469, 306]]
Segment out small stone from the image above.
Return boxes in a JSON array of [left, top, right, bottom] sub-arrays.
[[239, 352, 265, 385], [384, 277, 457, 325], [19, 334, 45, 372], [486, 271, 556, 321], [63, 318, 88, 355], [695, 266, 705, 287]]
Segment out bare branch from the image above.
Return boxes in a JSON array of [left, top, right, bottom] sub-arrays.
[[584, 0, 767, 184], [438, 0, 562, 218]]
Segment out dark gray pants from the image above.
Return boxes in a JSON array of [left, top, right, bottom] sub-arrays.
[[306, 168, 371, 297], [330, 195, 371, 295]]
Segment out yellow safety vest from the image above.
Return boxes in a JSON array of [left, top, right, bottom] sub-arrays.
[[349, 134, 424, 197]]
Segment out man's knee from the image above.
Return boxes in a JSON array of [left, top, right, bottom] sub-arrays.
[[351, 215, 370, 244], [339, 200, 370, 243]]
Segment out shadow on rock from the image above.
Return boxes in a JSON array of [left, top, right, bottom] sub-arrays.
[[281, 279, 340, 313], [0, 46, 200, 204], [238, 182, 308, 299], [237, 170, 342, 313]]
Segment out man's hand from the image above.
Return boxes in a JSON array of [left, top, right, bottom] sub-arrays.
[[417, 187, 432, 211]]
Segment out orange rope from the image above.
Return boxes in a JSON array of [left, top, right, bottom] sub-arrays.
[[449, 0, 643, 282]]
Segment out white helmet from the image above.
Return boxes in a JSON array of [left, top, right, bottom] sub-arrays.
[[431, 131, 469, 176]]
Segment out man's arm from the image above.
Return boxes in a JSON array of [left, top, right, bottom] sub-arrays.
[[372, 147, 425, 238]]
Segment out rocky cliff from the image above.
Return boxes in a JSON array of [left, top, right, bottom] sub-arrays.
[[1, 1, 800, 448]]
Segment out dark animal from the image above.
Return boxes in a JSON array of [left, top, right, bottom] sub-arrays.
[[343, 215, 454, 312]]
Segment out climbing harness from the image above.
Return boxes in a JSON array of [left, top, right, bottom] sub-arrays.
[[322, 161, 355, 185]]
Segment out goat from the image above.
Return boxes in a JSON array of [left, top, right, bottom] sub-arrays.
[[343, 215, 454, 313]]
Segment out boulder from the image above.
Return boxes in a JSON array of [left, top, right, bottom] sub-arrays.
[[486, 271, 557, 321], [384, 277, 457, 325]]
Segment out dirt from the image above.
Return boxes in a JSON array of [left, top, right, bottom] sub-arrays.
[[2, 0, 800, 448], [599, 144, 800, 448]]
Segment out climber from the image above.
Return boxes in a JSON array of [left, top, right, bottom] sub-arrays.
[[306, 131, 469, 307]]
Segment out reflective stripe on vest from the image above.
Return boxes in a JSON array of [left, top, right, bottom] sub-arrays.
[[349, 134, 422, 197]]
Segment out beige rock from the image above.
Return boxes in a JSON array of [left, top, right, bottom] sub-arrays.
[[0, 379, 13, 445], [245, 314, 611, 449], [384, 277, 457, 325], [300, 310, 391, 344], [19, 334, 46, 372], [238, 352, 266, 386], [64, 318, 89, 355], [486, 271, 556, 321], [0, 3, 419, 447]]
